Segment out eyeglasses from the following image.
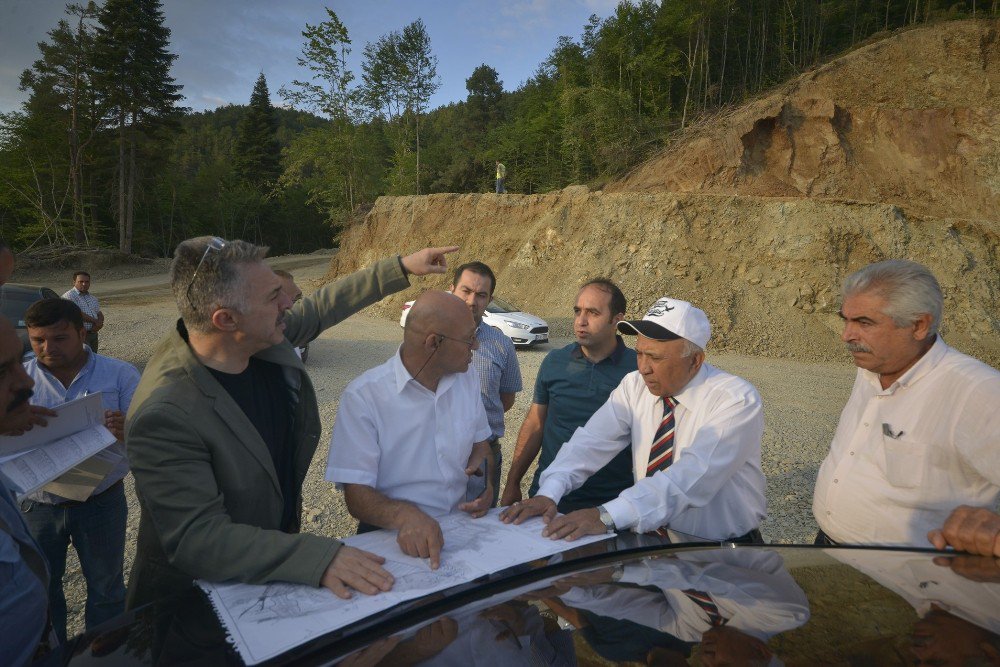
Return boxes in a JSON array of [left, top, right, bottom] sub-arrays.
[[434, 331, 478, 349], [186, 237, 227, 301]]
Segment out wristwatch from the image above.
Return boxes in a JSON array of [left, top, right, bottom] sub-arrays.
[[597, 505, 617, 534]]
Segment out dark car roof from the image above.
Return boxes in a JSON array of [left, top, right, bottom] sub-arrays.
[[66, 536, 1000, 665], [1, 283, 61, 354], [0, 283, 61, 325]]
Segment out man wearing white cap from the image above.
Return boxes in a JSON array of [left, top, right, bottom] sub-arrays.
[[501, 296, 766, 543]]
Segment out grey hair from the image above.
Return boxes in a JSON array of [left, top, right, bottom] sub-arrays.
[[842, 259, 942, 334], [170, 236, 269, 333], [680, 339, 703, 358]]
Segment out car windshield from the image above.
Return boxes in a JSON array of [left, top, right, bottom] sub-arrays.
[[486, 297, 519, 314]]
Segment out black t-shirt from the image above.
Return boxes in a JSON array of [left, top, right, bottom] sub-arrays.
[[208, 358, 296, 531]]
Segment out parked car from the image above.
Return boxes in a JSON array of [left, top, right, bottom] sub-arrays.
[[401, 296, 549, 347], [64, 534, 1000, 665], [0, 283, 60, 354]]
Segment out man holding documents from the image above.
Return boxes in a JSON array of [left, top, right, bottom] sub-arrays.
[[0, 316, 55, 664], [19, 298, 140, 642], [126, 236, 455, 607], [502, 296, 766, 543], [326, 291, 494, 569], [813, 260, 1000, 551]]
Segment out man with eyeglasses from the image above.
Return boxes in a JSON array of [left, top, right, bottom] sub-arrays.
[[125, 236, 458, 606], [326, 290, 494, 570]]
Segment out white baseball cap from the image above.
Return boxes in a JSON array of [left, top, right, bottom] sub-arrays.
[[617, 297, 711, 349]]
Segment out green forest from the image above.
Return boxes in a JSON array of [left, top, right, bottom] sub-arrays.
[[0, 0, 995, 257]]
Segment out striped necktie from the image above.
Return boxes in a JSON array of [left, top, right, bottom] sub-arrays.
[[646, 396, 678, 476], [683, 589, 728, 627]]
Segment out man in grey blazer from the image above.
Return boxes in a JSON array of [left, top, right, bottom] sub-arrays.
[[125, 236, 457, 608]]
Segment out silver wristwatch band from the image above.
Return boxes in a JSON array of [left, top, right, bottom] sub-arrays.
[[597, 505, 616, 533]]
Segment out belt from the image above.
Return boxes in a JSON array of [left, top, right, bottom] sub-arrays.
[[649, 526, 764, 544], [814, 529, 838, 546], [51, 479, 124, 508]]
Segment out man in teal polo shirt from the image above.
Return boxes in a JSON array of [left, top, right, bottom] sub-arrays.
[[501, 279, 636, 512]]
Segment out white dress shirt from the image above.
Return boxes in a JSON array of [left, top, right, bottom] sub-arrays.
[[326, 349, 492, 518], [813, 337, 1000, 547], [536, 363, 766, 539], [558, 550, 809, 641], [829, 549, 1000, 635]]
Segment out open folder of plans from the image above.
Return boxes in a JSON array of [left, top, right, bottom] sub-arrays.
[[199, 508, 613, 665], [0, 393, 117, 501]]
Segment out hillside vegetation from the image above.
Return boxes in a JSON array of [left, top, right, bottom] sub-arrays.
[[4, 2, 996, 258], [327, 20, 1000, 366]]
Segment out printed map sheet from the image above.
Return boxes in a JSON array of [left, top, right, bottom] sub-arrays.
[[200, 509, 611, 664]]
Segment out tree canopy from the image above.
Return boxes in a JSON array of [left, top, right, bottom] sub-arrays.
[[1, 0, 994, 255]]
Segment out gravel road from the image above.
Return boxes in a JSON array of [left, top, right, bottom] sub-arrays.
[[56, 254, 855, 637]]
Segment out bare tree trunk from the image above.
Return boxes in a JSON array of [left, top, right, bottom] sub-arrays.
[[681, 27, 701, 129], [117, 115, 127, 252], [415, 113, 421, 195], [719, 1, 730, 106], [125, 138, 136, 254]]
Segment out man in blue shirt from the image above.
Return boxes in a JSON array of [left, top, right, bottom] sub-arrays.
[[450, 261, 522, 506], [501, 279, 636, 513], [0, 316, 54, 664], [20, 298, 140, 643]]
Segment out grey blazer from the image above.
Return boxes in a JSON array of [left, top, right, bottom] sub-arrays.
[[125, 257, 409, 607]]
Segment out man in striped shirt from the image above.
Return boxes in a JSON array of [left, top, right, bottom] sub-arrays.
[[62, 271, 103, 353]]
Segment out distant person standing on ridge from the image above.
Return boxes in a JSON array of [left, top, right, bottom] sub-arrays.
[[63, 271, 104, 353], [495, 160, 506, 194]]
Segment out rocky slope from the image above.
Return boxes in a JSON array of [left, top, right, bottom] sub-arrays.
[[327, 19, 999, 365], [608, 19, 1000, 223]]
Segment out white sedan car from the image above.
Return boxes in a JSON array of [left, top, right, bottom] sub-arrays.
[[400, 296, 549, 347]]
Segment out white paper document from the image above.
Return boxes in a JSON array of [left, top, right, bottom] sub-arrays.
[[200, 509, 612, 664], [0, 393, 116, 500], [0, 392, 106, 457], [0, 424, 117, 500]]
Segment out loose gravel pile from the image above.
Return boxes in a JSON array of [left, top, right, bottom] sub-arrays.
[[53, 256, 854, 637]]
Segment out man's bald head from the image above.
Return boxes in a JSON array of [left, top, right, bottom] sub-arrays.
[[404, 291, 471, 340], [401, 291, 478, 386]]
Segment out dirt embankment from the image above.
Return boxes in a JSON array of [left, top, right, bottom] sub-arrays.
[[326, 20, 999, 366], [327, 191, 998, 365], [608, 19, 1000, 223]]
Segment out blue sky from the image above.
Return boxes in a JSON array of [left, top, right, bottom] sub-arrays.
[[0, 0, 621, 115]]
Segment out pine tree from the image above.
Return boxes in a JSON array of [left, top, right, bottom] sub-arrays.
[[2, 2, 101, 246], [93, 0, 183, 253], [234, 73, 281, 188]]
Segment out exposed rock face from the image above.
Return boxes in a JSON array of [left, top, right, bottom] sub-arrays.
[[328, 20, 999, 365], [608, 20, 1000, 223], [328, 192, 998, 364]]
